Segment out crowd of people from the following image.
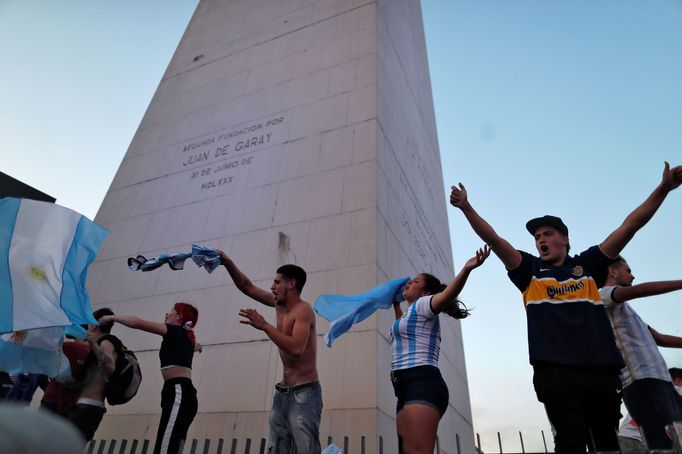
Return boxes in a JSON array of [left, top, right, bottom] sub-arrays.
[[2, 162, 682, 454]]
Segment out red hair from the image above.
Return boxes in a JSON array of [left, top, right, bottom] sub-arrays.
[[173, 302, 198, 346]]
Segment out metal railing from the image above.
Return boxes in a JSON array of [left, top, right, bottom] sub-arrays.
[[88, 435, 372, 454], [88, 424, 682, 454]]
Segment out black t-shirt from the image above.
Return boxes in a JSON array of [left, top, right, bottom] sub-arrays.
[[159, 324, 194, 369]]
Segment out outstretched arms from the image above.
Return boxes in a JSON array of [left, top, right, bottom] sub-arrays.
[[218, 250, 275, 307], [450, 184, 522, 270], [609, 280, 682, 304], [99, 314, 167, 336], [431, 245, 491, 312], [648, 326, 682, 348], [609, 280, 682, 348], [600, 162, 682, 259]]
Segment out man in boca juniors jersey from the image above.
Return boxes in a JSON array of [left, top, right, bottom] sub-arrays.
[[449, 162, 682, 454]]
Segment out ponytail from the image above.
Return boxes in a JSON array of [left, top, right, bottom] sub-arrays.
[[420, 273, 471, 319], [441, 299, 471, 319]]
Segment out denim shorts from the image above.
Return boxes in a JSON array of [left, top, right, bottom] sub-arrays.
[[269, 381, 323, 454], [391, 365, 449, 416]]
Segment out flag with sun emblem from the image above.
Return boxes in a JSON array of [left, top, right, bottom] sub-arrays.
[[0, 197, 109, 333], [0, 327, 71, 378]]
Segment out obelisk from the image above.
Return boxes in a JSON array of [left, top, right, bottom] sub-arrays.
[[88, 1, 474, 452]]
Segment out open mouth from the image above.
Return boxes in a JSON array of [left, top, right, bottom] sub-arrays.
[[540, 245, 549, 253]]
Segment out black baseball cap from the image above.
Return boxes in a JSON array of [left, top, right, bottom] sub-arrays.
[[526, 215, 568, 236]]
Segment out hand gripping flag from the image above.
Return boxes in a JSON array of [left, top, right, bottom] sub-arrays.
[[0, 198, 108, 332], [314, 276, 410, 347]]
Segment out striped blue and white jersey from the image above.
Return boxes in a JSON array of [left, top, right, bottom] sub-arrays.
[[601, 286, 671, 387], [390, 295, 441, 371]]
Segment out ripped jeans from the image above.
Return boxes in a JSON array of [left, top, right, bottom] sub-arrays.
[[269, 381, 322, 454]]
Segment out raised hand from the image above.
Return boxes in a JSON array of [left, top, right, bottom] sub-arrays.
[[463, 245, 491, 271], [217, 249, 230, 266], [661, 161, 682, 192], [450, 183, 468, 209]]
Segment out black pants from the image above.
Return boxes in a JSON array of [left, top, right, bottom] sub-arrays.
[[623, 378, 682, 450], [533, 363, 621, 453], [69, 403, 106, 441], [154, 377, 198, 454]]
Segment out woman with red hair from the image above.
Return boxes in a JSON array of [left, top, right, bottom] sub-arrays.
[[99, 302, 200, 454]]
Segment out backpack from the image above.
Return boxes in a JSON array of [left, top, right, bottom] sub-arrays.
[[98, 334, 142, 405]]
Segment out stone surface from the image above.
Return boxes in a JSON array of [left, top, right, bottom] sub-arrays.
[[88, 1, 474, 452]]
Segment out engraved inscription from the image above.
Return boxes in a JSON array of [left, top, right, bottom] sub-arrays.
[[178, 116, 286, 192]]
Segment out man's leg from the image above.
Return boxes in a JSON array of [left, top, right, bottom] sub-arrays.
[[269, 390, 293, 453], [534, 366, 589, 453], [68, 403, 105, 441], [541, 391, 589, 453], [623, 379, 682, 450], [584, 384, 620, 452], [288, 383, 323, 454]]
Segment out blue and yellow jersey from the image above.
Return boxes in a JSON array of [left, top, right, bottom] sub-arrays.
[[508, 246, 624, 367]]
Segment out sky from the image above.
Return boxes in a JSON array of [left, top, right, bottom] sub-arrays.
[[2, 1, 682, 452]]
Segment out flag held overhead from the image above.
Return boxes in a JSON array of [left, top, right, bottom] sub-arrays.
[[0, 198, 108, 333]]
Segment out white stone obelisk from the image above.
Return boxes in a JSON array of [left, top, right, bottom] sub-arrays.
[[88, 1, 474, 452]]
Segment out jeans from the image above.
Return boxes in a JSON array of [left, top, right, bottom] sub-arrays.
[[269, 382, 322, 454], [622, 378, 682, 450]]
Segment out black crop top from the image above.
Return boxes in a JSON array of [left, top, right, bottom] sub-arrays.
[[159, 324, 194, 369]]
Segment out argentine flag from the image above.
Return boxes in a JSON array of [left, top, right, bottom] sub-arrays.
[[0, 197, 109, 333], [314, 276, 410, 347]]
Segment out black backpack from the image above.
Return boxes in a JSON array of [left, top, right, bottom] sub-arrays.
[[98, 334, 142, 405]]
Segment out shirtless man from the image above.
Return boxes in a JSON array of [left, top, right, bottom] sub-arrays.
[[69, 308, 118, 441], [218, 251, 321, 454]]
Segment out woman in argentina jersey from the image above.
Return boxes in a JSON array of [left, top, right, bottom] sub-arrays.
[[390, 246, 490, 454]]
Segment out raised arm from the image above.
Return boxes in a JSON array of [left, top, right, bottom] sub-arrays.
[[610, 280, 682, 303], [218, 250, 275, 307], [100, 314, 167, 336], [648, 326, 682, 348], [431, 245, 491, 312], [239, 306, 312, 357], [600, 162, 682, 258], [450, 184, 521, 270]]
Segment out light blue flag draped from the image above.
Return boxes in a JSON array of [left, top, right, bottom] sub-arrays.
[[0, 324, 90, 381], [0, 327, 71, 379], [314, 276, 411, 347], [0, 197, 108, 376]]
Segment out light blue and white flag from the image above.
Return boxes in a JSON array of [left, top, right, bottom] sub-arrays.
[[0, 327, 71, 378], [0, 197, 108, 333], [314, 276, 411, 347]]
